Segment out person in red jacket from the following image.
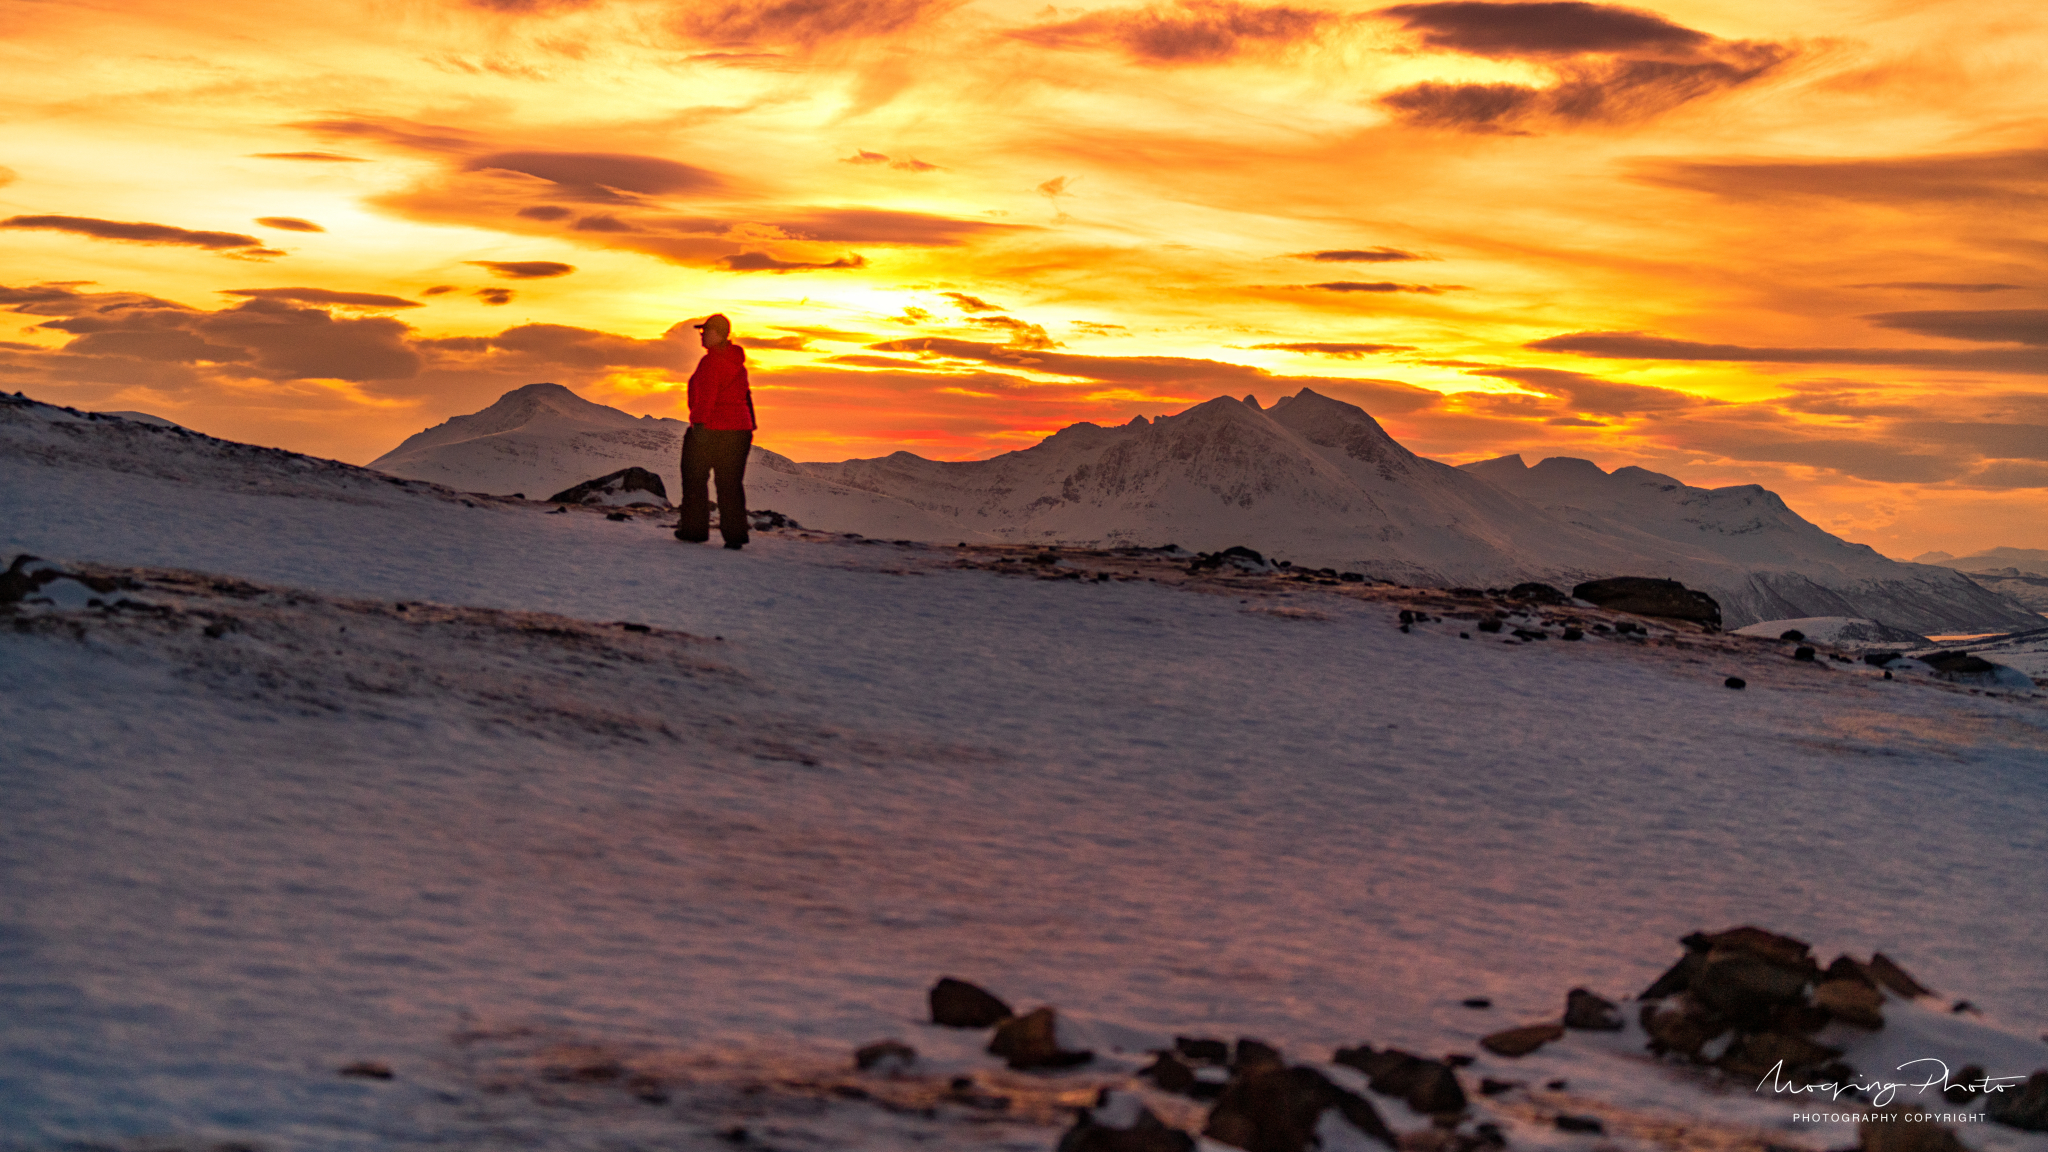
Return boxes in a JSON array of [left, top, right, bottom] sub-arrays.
[[675, 312, 758, 549]]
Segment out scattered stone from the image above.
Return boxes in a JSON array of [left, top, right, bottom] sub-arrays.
[[1794, 646, 1817, 662], [1512, 628, 1548, 641], [1234, 1037, 1285, 1074], [1509, 582, 1569, 604], [1545, 1080, 1568, 1091], [1725, 677, 1747, 689], [1640, 996, 1728, 1059], [1562, 628, 1584, 641], [1058, 1089, 1197, 1152], [1780, 630, 1806, 641], [930, 976, 1013, 1027], [1987, 1070, 2048, 1132], [1477, 619, 1503, 633], [606, 511, 631, 521], [1950, 1000, 1977, 1014], [1942, 1065, 1985, 1104], [1572, 577, 1721, 628], [1866, 953, 1932, 998], [1563, 988, 1624, 1031], [339, 1060, 393, 1079], [1715, 1031, 1843, 1082], [547, 466, 670, 507], [1554, 1115, 1604, 1134], [1864, 651, 1902, 667], [1445, 1054, 1475, 1068], [988, 1006, 1093, 1070], [720, 1125, 750, 1143], [1479, 1023, 1564, 1058], [1202, 1064, 1397, 1152], [1460, 998, 1492, 1009], [1176, 1036, 1230, 1063], [1478, 1078, 1519, 1096], [1405, 1062, 1468, 1115], [1141, 1051, 1198, 1094], [854, 1039, 917, 1072], [1861, 1106, 1968, 1152], [1814, 979, 1885, 1029]]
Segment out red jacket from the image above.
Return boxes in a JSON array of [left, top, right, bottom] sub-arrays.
[[687, 343, 756, 430]]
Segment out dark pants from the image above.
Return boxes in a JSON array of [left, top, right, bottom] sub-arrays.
[[678, 426, 752, 545]]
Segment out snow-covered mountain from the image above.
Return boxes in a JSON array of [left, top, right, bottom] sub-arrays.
[[1910, 546, 2048, 614], [369, 384, 2039, 632], [1459, 454, 2039, 637]]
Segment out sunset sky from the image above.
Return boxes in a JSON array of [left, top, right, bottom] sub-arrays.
[[3, 0, 2044, 555]]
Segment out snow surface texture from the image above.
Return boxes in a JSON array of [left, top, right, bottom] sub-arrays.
[[367, 384, 2036, 634], [6, 392, 2048, 1151], [1734, 618, 1932, 647]]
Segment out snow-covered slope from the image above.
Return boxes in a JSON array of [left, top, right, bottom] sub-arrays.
[[6, 387, 2048, 1152], [1460, 454, 2040, 636]]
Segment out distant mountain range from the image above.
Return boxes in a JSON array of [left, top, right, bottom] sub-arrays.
[[369, 383, 2041, 633], [1911, 547, 2048, 613]]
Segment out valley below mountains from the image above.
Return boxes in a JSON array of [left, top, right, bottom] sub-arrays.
[[370, 382, 2041, 635]]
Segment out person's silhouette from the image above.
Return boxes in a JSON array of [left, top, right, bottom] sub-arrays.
[[674, 312, 756, 550]]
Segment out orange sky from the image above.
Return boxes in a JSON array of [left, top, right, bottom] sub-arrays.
[[3, 0, 2044, 556]]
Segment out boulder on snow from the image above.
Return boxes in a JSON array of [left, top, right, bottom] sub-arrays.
[[1058, 1089, 1197, 1152], [1203, 1064, 1396, 1152], [1176, 1036, 1231, 1063], [1988, 1071, 2048, 1132], [1479, 1023, 1564, 1058], [1865, 953, 1932, 998], [1714, 1029, 1842, 1082], [1234, 1037, 1285, 1074], [548, 466, 670, 507], [988, 1006, 1093, 1069], [1508, 582, 1569, 604], [1814, 978, 1885, 1029], [1563, 988, 1624, 1031], [1332, 1045, 1466, 1114], [1640, 996, 1728, 1059], [1571, 577, 1721, 628], [854, 1039, 917, 1072], [930, 977, 1013, 1027]]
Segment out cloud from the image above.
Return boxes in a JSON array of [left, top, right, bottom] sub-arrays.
[[221, 288, 422, 309], [942, 292, 1003, 312], [516, 205, 574, 221], [254, 217, 325, 233], [1011, 0, 1332, 64], [248, 151, 368, 162], [1850, 282, 2025, 293], [1, 215, 284, 257], [719, 251, 866, 272], [967, 315, 1058, 349], [421, 322, 695, 370], [1306, 280, 1454, 293], [571, 214, 634, 232], [466, 151, 722, 202], [466, 260, 576, 279], [1250, 342, 1414, 357], [842, 150, 890, 165], [475, 288, 516, 305], [891, 157, 940, 172], [1468, 365, 1702, 414], [771, 207, 1024, 245], [465, 0, 601, 11], [421, 285, 457, 296], [0, 166, 16, 188], [1635, 149, 2048, 206], [1375, 2, 1710, 57], [1294, 248, 1429, 262], [192, 299, 423, 381], [1527, 330, 2048, 373], [1861, 310, 2048, 347], [1374, 4, 1791, 132], [677, 0, 961, 48], [289, 118, 473, 154]]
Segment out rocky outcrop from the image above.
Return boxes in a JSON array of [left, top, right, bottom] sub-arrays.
[[1203, 1064, 1396, 1152], [929, 977, 1013, 1027], [1572, 577, 1721, 628], [989, 1006, 1093, 1069], [548, 466, 670, 507]]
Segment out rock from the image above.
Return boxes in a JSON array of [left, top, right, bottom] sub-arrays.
[[855, 1039, 917, 1072], [1176, 1036, 1231, 1063], [1988, 1070, 2048, 1132], [1715, 1031, 1843, 1082], [1142, 1051, 1198, 1094], [1460, 998, 1492, 1009], [1234, 1037, 1284, 1074], [1814, 979, 1885, 1029], [1794, 646, 1817, 662], [1866, 953, 1932, 998], [1554, 1115, 1604, 1134], [1639, 949, 1708, 1000], [1478, 1078, 1519, 1096], [1864, 651, 1902, 666], [1861, 1106, 1968, 1152], [988, 1006, 1093, 1070], [1562, 628, 1584, 640], [1202, 1065, 1396, 1152], [1780, 630, 1805, 641], [1479, 1023, 1564, 1058], [1058, 1089, 1198, 1152], [1942, 1065, 1985, 1104], [930, 976, 1013, 1027], [1571, 577, 1722, 628], [1512, 628, 1548, 641], [547, 466, 670, 507], [1405, 1062, 1468, 1115], [1640, 996, 1728, 1059], [1563, 988, 1624, 1031], [1509, 582, 1569, 604], [1725, 677, 1747, 689], [339, 1060, 393, 1079], [1477, 619, 1503, 633]]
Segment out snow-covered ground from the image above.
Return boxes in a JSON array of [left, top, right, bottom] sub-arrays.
[[5, 397, 2048, 1151]]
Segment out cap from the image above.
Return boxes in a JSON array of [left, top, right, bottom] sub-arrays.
[[693, 312, 730, 331]]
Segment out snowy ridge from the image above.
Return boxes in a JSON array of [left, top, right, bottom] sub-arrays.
[[363, 384, 2034, 631]]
